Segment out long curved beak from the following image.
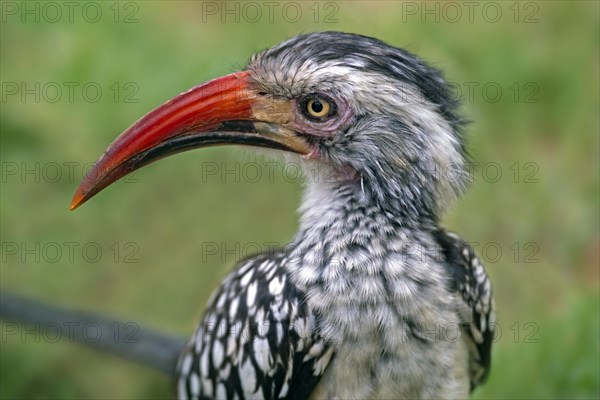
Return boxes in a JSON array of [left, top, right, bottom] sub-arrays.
[[70, 71, 309, 210]]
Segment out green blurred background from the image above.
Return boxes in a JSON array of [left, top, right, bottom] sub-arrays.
[[1, 1, 598, 398]]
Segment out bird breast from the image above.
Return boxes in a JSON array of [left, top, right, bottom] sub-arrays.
[[286, 201, 469, 398]]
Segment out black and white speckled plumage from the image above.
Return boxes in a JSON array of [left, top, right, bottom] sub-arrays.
[[177, 252, 333, 400], [176, 32, 494, 399], [435, 229, 495, 389]]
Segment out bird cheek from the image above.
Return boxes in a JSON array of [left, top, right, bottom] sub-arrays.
[[293, 119, 337, 137]]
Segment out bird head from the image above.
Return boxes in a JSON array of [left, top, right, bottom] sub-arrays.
[[71, 32, 467, 220]]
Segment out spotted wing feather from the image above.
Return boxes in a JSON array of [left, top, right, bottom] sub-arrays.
[[435, 229, 495, 390], [177, 252, 333, 400]]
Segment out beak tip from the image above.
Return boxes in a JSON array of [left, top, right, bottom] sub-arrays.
[[69, 192, 85, 211]]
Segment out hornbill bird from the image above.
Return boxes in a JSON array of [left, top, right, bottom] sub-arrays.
[[70, 32, 495, 399]]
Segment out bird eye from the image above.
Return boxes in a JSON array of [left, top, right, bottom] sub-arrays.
[[300, 95, 336, 122], [307, 98, 330, 117]]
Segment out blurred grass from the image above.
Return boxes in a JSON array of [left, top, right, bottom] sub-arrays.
[[1, 1, 598, 399]]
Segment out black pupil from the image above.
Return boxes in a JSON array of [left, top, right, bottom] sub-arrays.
[[311, 99, 323, 113]]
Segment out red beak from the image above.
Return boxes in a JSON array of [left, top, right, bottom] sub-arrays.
[[70, 71, 309, 210]]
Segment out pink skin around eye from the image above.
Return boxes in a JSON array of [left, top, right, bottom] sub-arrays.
[[292, 97, 353, 137], [294, 96, 359, 182]]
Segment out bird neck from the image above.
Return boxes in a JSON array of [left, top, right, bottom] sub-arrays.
[[286, 179, 448, 337], [287, 178, 440, 281], [297, 175, 438, 236]]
